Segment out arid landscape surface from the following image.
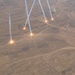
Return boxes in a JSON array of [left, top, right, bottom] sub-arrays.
[[0, 0, 75, 75]]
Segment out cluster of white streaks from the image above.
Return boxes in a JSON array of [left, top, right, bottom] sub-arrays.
[[24, 0, 54, 29], [8, 0, 54, 44]]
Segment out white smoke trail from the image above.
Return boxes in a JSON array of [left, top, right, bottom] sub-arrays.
[[24, 0, 36, 28], [25, 0, 32, 33], [38, 0, 47, 21], [9, 14, 12, 40], [46, 0, 54, 20]]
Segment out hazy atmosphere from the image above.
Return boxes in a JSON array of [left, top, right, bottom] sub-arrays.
[[0, 0, 75, 75]]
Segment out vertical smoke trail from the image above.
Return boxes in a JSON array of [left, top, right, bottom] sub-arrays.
[[46, 0, 53, 19], [38, 0, 47, 20], [9, 14, 12, 40], [24, 0, 36, 27], [25, 0, 32, 33]]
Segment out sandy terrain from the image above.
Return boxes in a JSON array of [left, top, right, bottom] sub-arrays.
[[0, 0, 75, 75]]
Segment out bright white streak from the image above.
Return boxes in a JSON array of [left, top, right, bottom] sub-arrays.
[[46, 0, 53, 19], [24, 0, 36, 27], [38, 0, 47, 20], [9, 14, 12, 40]]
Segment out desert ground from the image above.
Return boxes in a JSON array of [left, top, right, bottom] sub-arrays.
[[0, 0, 75, 75]]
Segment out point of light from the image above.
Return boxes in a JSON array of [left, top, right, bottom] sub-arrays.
[[30, 32, 33, 36], [51, 17, 54, 21], [45, 19, 48, 23], [9, 40, 15, 45], [23, 27, 26, 30]]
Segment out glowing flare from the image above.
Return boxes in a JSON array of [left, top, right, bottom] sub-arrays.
[[9, 40, 15, 45], [45, 19, 48, 23], [30, 33, 33, 36], [51, 17, 54, 21], [23, 27, 26, 30]]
